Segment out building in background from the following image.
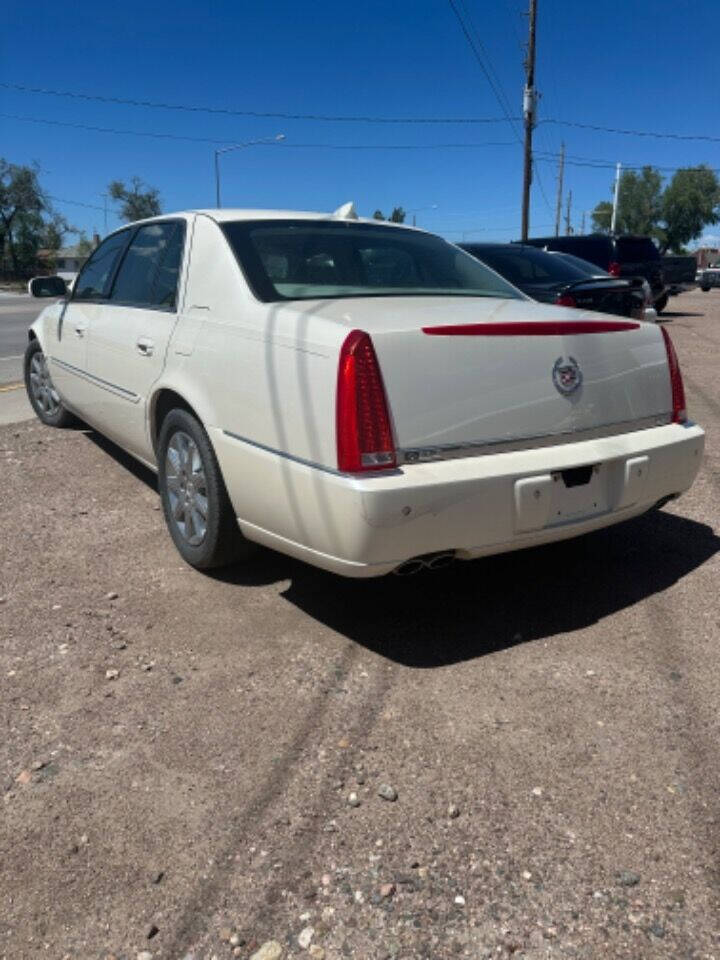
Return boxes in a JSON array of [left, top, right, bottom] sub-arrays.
[[696, 247, 720, 268]]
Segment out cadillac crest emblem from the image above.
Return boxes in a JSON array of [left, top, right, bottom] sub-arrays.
[[552, 356, 582, 395]]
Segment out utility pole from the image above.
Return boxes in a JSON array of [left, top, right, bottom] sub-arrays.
[[554, 141, 565, 237], [564, 189, 572, 236], [581, 210, 586, 234], [520, 0, 538, 242], [610, 162, 622, 234]]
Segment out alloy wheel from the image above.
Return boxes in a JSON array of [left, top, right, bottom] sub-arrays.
[[28, 351, 61, 417], [165, 430, 209, 546]]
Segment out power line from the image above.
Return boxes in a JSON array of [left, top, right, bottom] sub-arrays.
[[0, 112, 252, 144], [0, 81, 514, 126], [534, 153, 720, 173], [541, 117, 720, 143], [47, 194, 105, 212], [4, 112, 717, 173], [447, 0, 523, 144], [4, 80, 720, 141], [0, 113, 519, 149], [533, 159, 554, 213], [454, 0, 523, 143]]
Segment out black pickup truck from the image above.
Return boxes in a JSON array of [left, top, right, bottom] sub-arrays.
[[662, 255, 697, 296]]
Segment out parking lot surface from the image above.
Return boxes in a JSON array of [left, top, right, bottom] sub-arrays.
[[1, 290, 719, 959]]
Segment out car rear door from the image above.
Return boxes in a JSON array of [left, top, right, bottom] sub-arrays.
[[48, 229, 132, 414], [83, 220, 187, 461]]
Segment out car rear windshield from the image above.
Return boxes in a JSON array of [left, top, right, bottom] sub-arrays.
[[222, 220, 522, 302], [615, 237, 660, 261], [464, 245, 598, 286]]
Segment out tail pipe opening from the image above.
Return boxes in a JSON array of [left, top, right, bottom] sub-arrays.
[[394, 551, 456, 576]]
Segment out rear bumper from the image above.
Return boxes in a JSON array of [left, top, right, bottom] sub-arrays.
[[212, 422, 705, 578]]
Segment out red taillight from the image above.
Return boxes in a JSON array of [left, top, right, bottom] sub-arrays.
[[608, 260, 621, 277], [336, 329, 396, 472], [661, 327, 687, 424], [555, 293, 577, 307]]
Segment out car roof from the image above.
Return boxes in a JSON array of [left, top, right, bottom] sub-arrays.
[[114, 208, 422, 228], [101, 208, 425, 240]]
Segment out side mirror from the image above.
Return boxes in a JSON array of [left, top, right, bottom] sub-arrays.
[[28, 275, 68, 298]]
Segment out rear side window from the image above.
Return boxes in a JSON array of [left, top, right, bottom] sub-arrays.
[[469, 246, 590, 286], [110, 222, 185, 309], [616, 237, 660, 262], [73, 230, 131, 300]]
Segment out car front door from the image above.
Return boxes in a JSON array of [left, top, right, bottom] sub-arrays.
[[47, 229, 132, 414], [83, 220, 187, 462]]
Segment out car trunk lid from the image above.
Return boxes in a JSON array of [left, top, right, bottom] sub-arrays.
[[317, 296, 672, 457]]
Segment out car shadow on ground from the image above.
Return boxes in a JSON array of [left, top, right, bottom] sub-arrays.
[[82, 426, 719, 668], [660, 310, 705, 319], [222, 510, 719, 667], [82, 427, 159, 492]]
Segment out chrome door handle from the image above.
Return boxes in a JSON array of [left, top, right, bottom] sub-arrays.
[[136, 338, 155, 356]]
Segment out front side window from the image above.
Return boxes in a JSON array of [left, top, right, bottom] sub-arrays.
[[73, 230, 131, 301], [110, 222, 185, 309], [222, 220, 522, 303]]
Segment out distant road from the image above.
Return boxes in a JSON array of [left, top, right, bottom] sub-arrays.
[[0, 293, 43, 357], [0, 293, 45, 387]]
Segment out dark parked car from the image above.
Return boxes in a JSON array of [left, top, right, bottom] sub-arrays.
[[460, 242, 649, 320], [662, 255, 697, 295], [518, 234, 668, 313], [697, 262, 720, 291]]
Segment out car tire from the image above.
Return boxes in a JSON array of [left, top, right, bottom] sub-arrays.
[[24, 339, 74, 428], [654, 294, 669, 314], [157, 408, 253, 569]]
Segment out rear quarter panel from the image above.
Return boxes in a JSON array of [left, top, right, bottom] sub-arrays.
[[162, 215, 343, 469]]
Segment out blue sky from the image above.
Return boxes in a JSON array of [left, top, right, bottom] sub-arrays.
[[2, 0, 718, 246]]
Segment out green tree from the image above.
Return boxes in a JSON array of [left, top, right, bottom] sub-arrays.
[[661, 166, 720, 253], [590, 201, 613, 234], [0, 159, 49, 274], [108, 176, 161, 222], [372, 206, 406, 223], [75, 232, 94, 257], [591, 167, 663, 237], [40, 213, 74, 272]]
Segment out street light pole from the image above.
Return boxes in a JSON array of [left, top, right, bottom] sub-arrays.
[[408, 204, 438, 227], [610, 162, 622, 234], [213, 134, 286, 208]]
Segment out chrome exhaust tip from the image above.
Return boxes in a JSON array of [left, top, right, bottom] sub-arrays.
[[393, 551, 457, 576], [394, 558, 426, 577], [425, 551, 456, 571]]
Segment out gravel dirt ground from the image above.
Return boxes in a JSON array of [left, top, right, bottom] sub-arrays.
[[1, 290, 719, 960]]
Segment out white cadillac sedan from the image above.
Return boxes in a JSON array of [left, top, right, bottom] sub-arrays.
[[26, 208, 704, 577]]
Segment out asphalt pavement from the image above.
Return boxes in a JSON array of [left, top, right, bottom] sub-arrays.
[[0, 292, 45, 423]]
